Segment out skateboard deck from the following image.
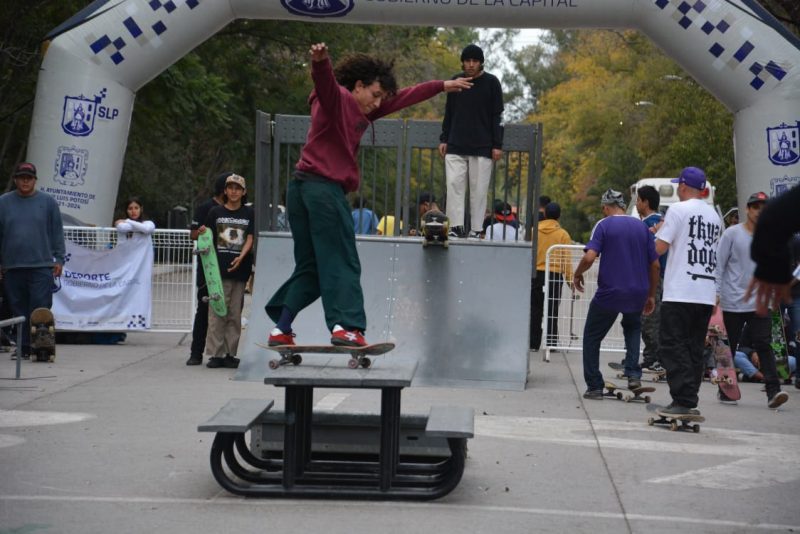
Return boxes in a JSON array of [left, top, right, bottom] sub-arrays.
[[646, 403, 705, 433], [421, 209, 449, 248], [30, 307, 55, 362], [608, 361, 665, 382], [771, 310, 791, 382], [195, 229, 227, 317], [257, 342, 395, 369], [706, 316, 741, 400], [603, 381, 655, 403]]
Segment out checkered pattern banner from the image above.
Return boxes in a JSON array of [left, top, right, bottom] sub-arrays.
[[653, 0, 789, 91], [87, 0, 201, 66]]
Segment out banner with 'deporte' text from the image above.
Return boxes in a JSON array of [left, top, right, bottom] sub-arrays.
[[53, 235, 153, 331]]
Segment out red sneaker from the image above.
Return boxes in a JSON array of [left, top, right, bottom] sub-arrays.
[[330, 325, 367, 347], [268, 328, 295, 346]]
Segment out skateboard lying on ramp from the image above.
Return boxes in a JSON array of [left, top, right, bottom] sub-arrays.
[[608, 361, 665, 383], [421, 209, 449, 248], [603, 381, 655, 403], [194, 229, 227, 317], [706, 317, 741, 401], [257, 342, 395, 369], [30, 307, 56, 362], [646, 403, 704, 433]]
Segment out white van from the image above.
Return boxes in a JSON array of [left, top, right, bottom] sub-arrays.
[[628, 177, 716, 218]]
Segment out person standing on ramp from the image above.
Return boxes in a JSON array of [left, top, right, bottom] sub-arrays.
[[265, 43, 473, 347]]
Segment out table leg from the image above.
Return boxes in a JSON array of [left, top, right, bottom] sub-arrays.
[[282, 385, 313, 489], [379, 387, 402, 491]]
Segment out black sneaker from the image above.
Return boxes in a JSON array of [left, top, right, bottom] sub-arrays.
[[206, 357, 224, 368], [583, 389, 604, 400], [627, 377, 642, 390], [659, 403, 691, 415], [767, 391, 788, 409], [222, 355, 240, 369], [448, 226, 465, 238], [717, 390, 738, 405], [186, 355, 202, 366], [10, 352, 30, 361]]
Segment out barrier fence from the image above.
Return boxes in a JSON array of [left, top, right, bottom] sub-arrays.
[[542, 244, 631, 362], [63, 226, 195, 332]]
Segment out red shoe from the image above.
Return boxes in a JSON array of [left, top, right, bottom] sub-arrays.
[[330, 325, 367, 347], [268, 328, 295, 346]]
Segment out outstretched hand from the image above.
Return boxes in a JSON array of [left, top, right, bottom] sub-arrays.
[[310, 42, 328, 62], [443, 77, 473, 93]]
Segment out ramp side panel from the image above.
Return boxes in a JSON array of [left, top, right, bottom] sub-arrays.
[[237, 234, 531, 391]]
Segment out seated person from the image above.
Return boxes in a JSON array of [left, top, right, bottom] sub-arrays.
[[735, 346, 796, 382], [484, 200, 520, 241]]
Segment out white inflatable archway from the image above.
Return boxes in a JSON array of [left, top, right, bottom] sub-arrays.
[[29, 0, 800, 226]]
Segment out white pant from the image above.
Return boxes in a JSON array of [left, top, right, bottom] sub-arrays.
[[445, 154, 493, 229]]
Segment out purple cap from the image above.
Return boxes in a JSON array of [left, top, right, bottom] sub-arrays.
[[671, 167, 706, 190]]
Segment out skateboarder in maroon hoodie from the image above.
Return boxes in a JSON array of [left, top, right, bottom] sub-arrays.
[[266, 43, 473, 347]]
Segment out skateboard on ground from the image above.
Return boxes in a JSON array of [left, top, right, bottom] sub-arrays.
[[706, 318, 741, 400], [603, 381, 655, 403], [257, 342, 395, 369], [646, 403, 705, 433], [194, 229, 227, 317], [30, 307, 56, 362], [608, 361, 665, 382], [421, 209, 449, 248], [770, 310, 792, 383]]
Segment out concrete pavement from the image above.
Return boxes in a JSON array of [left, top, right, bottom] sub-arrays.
[[1, 331, 799, 533]]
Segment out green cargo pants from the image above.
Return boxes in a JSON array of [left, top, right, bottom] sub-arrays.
[[265, 178, 366, 332]]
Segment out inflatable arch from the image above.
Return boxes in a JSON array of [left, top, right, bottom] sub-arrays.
[[30, 0, 800, 226]]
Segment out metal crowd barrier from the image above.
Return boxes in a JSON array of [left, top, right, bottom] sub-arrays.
[[542, 244, 631, 362], [63, 226, 195, 332]]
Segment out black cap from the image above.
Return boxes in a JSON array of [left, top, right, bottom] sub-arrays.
[[460, 44, 484, 64], [13, 162, 37, 178], [417, 192, 436, 205], [746, 191, 768, 206], [213, 172, 232, 196], [545, 202, 561, 220]]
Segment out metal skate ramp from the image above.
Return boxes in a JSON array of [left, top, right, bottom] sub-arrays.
[[236, 232, 532, 390]]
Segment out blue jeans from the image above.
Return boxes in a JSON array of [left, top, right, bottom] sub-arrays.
[[583, 300, 642, 391], [735, 351, 796, 378], [3, 267, 54, 354]]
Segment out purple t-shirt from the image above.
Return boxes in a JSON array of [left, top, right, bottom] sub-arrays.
[[585, 215, 658, 313]]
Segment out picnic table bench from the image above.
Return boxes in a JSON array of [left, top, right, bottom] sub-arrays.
[[198, 356, 473, 500]]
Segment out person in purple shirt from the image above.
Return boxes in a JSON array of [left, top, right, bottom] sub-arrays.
[[572, 189, 660, 399]]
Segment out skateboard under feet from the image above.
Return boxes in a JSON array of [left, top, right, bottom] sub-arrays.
[[608, 362, 666, 383], [257, 342, 395, 370], [646, 404, 704, 433]]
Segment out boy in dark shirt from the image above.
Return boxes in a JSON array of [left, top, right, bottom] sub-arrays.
[[200, 174, 254, 368]]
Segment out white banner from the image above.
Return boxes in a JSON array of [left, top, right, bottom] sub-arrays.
[[53, 235, 153, 331]]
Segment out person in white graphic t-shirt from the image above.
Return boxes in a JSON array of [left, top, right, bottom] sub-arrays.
[[654, 166, 721, 416]]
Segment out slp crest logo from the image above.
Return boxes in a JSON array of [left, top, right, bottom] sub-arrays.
[[766, 122, 800, 166], [54, 146, 89, 187], [280, 0, 354, 18], [61, 88, 118, 137]]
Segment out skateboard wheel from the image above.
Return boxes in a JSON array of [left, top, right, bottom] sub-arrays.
[[644, 396, 651, 404], [360, 357, 371, 369], [291, 354, 302, 366], [692, 424, 700, 433], [670, 421, 678, 431], [347, 358, 359, 369], [268, 359, 279, 370], [443, 241, 449, 249], [647, 417, 655, 426], [616, 392, 623, 400]]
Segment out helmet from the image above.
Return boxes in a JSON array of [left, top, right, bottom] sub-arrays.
[[601, 188, 626, 209]]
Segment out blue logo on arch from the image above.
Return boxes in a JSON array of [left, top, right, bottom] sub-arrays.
[[280, 0, 354, 18], [766, 122, 800, 166]]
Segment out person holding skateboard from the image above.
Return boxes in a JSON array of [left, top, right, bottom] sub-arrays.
[[716, 191, 788, 408], [266, 43, 473, 348], [0, 162, 65, 360], [572, 189, 659, 398], [654, 167, 722, 416], [199, 174, 254, 368], [187, 173, 229, 366]]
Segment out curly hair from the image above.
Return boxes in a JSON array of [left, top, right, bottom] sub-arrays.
[[334, 53, 398, 96]]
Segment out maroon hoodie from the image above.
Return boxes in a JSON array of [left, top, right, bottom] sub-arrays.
[[295, 57, 445, 193]]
